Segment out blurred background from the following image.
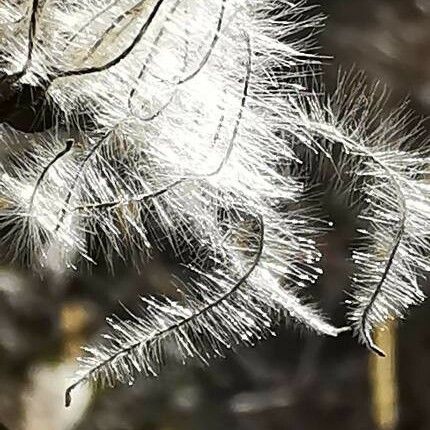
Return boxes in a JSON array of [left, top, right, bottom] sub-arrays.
[[1, 0, 430, 429]]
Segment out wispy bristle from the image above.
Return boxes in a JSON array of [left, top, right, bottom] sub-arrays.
[[0, 0, 428, 406]]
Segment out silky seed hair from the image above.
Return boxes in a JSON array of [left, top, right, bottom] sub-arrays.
[[0, 0, 428, 405]]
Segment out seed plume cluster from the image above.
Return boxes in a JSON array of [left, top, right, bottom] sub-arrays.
[[0, 0, 428, 406]]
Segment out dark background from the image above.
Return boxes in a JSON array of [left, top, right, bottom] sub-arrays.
[[1, 1, 429, 429]]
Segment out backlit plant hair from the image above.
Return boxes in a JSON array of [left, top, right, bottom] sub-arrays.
[[0, 0, 428, 406]]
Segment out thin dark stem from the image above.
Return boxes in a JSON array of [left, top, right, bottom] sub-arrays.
[[133, 96, 175, 122], [73, 178, 184, 211], [29, 138, 74, 212], [0, 0, 39, 84], [80, 0, 146, 64], [176, 0, 226, 85], [26, 0, 39, 68], [67, 0, 124, 45], [360, 160, 406, 357], [144, 0, 226, 86], [128, 0, 182, 118], [65, 212, 264, 407], [55, 0, 166, 79], [54, 131, 114, 232]]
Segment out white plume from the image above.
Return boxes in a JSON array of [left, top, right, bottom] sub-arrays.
[[0, 0, 428, 406]]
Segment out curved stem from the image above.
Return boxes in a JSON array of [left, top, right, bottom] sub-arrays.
[[54, 130, 116, 232], [66, 0, 124, 45], [144, 0, 226, 86], [360, 158, 406, 357], [176, 0, 226, 85], [29, 138, 74, 213], [65, 212, 264, 407], [0, 0, 39, 84], [25, 0, 39, 69], [127, 0, 183, 118], [80, 0, 146, 64], [54, 0, 166, 79]]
